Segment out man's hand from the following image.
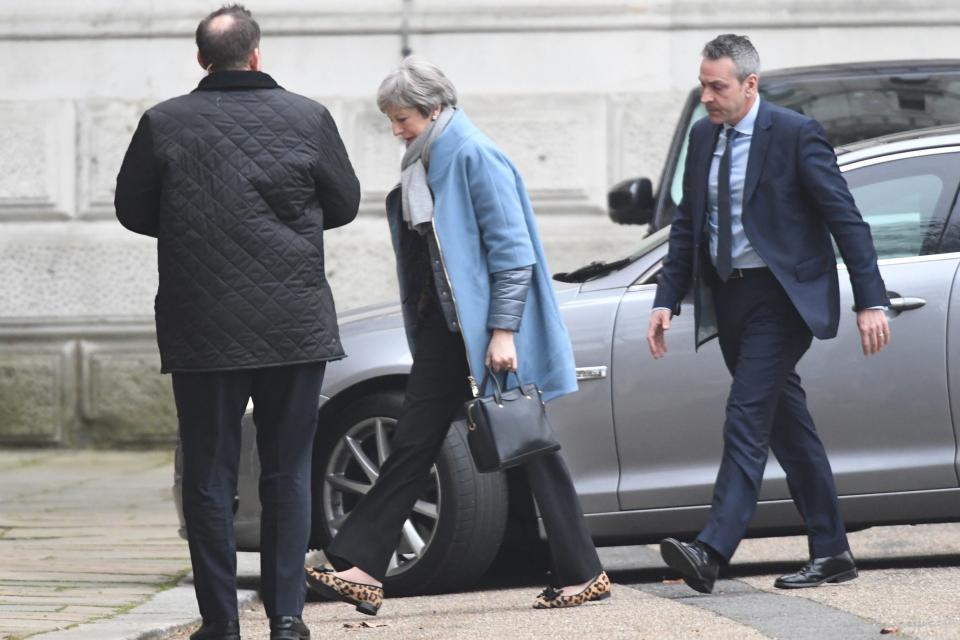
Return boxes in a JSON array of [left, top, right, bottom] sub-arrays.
[[486, 329, 518, 372], [647, 309, 672, 359], [857, 308, 890, 356]]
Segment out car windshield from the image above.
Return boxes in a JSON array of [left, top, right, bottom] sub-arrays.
[[626, 224, 672, 261]]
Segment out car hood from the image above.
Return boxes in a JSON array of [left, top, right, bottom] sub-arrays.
[[336, 301, 405, 337]]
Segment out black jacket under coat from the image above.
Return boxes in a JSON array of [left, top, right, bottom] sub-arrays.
[[115, 71, 360, 372]]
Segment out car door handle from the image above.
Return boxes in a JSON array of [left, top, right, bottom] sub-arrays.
[[889, 296, 926, 311], [575, 366, 608, 381]]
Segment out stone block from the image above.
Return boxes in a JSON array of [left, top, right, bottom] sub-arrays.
[[0, 222, 157, 319], [466, 94, 608, 213], [345, 104, 404, 208], [77, 101, 146, 219], [0, 101, 74, 221], [324, 216, 400, 311], [0, 342, 74, 444], [609, 91, 691, 187], [80, 341, 176, 446], [7, 1, 960, 39]]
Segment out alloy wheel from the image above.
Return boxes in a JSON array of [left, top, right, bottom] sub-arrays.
[[321, 416, 441, 577]]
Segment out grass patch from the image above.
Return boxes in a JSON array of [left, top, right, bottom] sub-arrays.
[[157, 567, 191, 591], [108, 566, 192, 618], [0, 453, 49, 472], [114, 600, 140, 615]]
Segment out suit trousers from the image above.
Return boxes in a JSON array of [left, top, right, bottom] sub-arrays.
[[325, 302, 601, 586], [696, 268, 850, 562], [173, 362, 326, 622]]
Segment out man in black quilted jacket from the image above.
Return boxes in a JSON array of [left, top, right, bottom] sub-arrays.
[[115, 5, 360, 640]]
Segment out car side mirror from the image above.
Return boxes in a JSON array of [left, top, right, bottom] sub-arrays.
[[607, 177, 655, 225]]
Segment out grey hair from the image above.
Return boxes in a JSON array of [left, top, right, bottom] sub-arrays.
[[702, 34, 761, 81], [376, 56, 458, 116]]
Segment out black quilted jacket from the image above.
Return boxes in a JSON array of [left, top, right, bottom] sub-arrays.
[[115, 71, 361, 373]]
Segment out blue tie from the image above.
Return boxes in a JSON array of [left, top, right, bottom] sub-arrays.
[[716, 128, 737, 282]]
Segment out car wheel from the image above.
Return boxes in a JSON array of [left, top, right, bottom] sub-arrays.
[[311, 390, 509, 595]]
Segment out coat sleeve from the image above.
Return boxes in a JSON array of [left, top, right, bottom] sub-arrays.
[[488, 265, 532, 331], [797, 119, 889, 310], [653, 127, 700, 314], [115, 114, 162, 238], [313, 108, 361, 230], [465, 146, 537, 273]]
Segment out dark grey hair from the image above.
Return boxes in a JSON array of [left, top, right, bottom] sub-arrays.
[[196, 4, 261, 71], [702, 34, 761, 82], [376, 56, 458, 116]]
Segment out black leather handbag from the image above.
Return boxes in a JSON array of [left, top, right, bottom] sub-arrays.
[[464, 368, 561, 473]]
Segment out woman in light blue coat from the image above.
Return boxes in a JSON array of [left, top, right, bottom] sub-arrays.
[[308, 57, 608, 614]]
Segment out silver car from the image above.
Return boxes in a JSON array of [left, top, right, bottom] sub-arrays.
[[175, 123, 960, 595]]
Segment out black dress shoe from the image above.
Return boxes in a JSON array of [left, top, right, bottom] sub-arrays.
[[270, 615, 311, 640], [659, 538, 720, 594], [190, 620, 239, 640], [774, 550, 858, 589]]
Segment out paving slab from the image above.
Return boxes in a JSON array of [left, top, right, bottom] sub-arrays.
[[0, 450, 194, 639], [28, 555, 260, 640]]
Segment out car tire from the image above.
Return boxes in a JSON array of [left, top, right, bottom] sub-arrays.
[[310, 390, 509, 596]]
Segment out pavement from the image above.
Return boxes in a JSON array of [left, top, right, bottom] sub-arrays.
[[0, 450, 249, 640], [2, 449, 960, 640]]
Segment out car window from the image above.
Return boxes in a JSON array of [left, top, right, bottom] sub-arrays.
[[761, 73, 960, 147], [843, 151, 960, 259], [670, 104, 707, 206], [940, 171, 960, 255]]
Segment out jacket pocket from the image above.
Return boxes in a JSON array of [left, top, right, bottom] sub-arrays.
[[794, 253, 836, 282]]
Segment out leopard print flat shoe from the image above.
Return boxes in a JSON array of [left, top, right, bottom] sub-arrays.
[[533, 571, 611, 609], [305, 566, 383, 616]]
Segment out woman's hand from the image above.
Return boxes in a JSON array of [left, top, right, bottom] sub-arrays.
[[485, 329, 518, 372]]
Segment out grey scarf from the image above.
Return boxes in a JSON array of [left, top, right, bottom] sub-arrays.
[[400, 106, 456, 234]]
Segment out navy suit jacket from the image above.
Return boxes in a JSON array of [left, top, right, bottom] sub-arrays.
[[653, 100, 889, 346]]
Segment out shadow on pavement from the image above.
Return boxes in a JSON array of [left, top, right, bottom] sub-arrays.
[[610, 552, 960, 585]]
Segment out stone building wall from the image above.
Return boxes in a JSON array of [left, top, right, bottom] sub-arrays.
[[1, 0, 958, 446]]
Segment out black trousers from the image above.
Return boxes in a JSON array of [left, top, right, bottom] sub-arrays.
[[696, 269, 849, 561], [173, 362, 326, 622], [326, 304, 601, 586]]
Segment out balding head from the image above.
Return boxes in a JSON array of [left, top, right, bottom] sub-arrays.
[[195, 4, 261, 72]]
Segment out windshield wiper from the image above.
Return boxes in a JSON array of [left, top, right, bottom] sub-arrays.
[[552, 257, 634, 283]]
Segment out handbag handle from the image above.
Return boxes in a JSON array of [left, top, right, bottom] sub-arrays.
[[478, 367, 527, 405]]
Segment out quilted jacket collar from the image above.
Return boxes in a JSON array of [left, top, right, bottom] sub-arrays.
[[193, 70, 280, 92]]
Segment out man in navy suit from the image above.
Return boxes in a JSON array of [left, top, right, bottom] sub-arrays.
[[647, 34, 891, 593]]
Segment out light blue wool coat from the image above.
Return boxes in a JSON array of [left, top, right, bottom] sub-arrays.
[[385, 110, 578, 402]]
